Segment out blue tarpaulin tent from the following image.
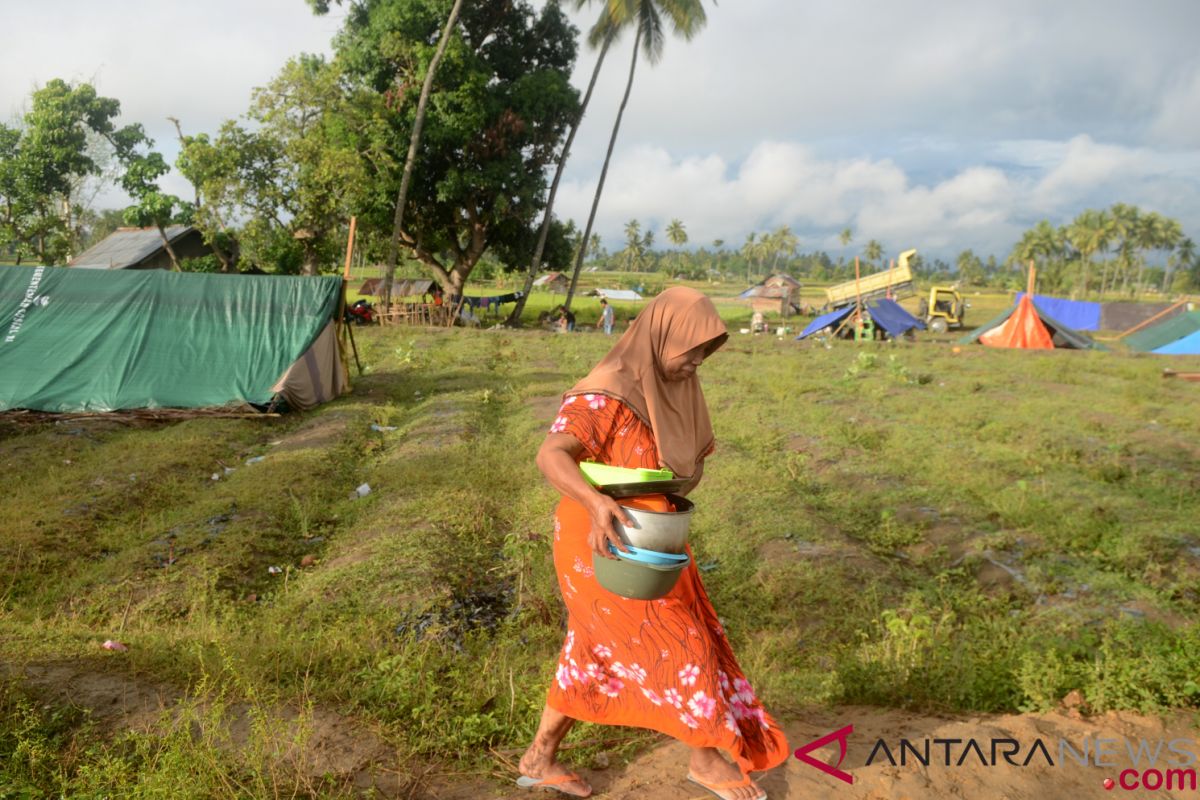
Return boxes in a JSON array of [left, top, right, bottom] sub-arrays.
[[869, 299, 926, 337], [796, 299, 924, 339], [1153, 329, 1200, 355], [797, 307, 853, 338], [1014, 292, 1101, 331]]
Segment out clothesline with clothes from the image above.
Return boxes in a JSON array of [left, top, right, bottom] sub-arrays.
[[447, 291, 525, 312]]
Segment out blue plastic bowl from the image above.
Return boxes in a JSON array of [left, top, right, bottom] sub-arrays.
[[607, 543, 689, 566]]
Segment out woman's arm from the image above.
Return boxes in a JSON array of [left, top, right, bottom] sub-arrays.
[[537, 433, 633, 560]]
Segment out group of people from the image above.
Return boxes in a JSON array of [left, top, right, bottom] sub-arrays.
[[518, 287, 785, 800], [546, 298, 617, 335]]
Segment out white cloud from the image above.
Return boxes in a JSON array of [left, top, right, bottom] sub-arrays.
[[555, 136, 1200, 259]]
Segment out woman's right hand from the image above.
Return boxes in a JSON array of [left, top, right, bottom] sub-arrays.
[[586, 493, 634, 560]]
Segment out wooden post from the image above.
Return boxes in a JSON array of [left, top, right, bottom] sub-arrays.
[[1027, 260, 1037, 296], [854, 256, 863, 329], [342, 216, 357, 281]]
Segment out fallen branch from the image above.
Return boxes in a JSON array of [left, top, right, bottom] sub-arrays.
[[1162, 369, 1200, 382], [1, 407, 279, 426]]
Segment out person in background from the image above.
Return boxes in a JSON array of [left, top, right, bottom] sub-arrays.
[[599, 298, 615, 335], [555, 305, 576, 333]]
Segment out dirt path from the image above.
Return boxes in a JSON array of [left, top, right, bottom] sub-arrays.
[[14, 659, 1199, 799], [557, 707, 1200, 800]]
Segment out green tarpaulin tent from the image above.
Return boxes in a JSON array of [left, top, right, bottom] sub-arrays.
[[1124, 310, 1200, 353], [0, 266, 347, 412]]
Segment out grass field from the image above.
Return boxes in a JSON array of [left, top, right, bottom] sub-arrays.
[[2, 308, 1199, 795]]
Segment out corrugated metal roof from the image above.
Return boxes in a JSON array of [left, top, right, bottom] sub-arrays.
[[69, 226, 194, 270]]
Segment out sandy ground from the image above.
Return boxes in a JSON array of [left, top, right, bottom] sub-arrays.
[[13, 660, 1200, 800]]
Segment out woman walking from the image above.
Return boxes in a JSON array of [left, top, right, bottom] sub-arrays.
[[518, 287, 788, 799]]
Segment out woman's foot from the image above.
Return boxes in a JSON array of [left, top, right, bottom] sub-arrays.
[[518, 747, 593, 797], [687, 747, 763, 800]]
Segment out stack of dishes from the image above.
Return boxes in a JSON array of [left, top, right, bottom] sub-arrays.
[[592, 544, 691, 600]]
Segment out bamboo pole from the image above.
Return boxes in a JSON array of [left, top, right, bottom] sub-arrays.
[[342, 216, 357, 281], [1115, 299, 1188, 339], [1027, 260, 1037, 296]]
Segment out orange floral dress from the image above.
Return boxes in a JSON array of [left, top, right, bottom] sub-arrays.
[[545, 393, 789, 774]]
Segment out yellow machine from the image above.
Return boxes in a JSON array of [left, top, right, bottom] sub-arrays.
[[917, 287, 966, 333], [824, 249, 916, 309]]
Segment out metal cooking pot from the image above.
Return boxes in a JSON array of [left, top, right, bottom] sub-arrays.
[[613, 494, 693, 554]]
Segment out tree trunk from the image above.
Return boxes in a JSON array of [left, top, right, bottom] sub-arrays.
[[506, 33, 613, 327], [156, 224, 181, 271], [564, 22, 642, 311], [381, 0, 464, 309], [1079, 254, 1091, 299]]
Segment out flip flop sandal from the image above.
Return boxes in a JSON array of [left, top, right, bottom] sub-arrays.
[[516, 772, 590, 797], [686, 771, 767, 800]]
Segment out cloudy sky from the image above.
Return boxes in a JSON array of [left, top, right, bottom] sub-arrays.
[[3, 0, 1198, 260]]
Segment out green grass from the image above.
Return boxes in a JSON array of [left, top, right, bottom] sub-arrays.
[[2, 316, 1200, 795]]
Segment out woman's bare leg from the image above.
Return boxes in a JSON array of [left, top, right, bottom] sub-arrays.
[[518, 703, 592, 797], [688, 746, 763, 800]]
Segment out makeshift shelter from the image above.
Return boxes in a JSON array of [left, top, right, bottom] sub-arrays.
[[1124, 310, 1200, 353], [1153, 328, 1200, 355], [960, 294, 1103, 350], [587, 288, 643, 301], [796, 299, 925, 340], [69, 226, 212, 270], [739, 274, 802, 315], [532, 272, 569, 292], [1013, 293, 1183, 332], [0, 266, 347, 412], [357, 277, 438, 298]]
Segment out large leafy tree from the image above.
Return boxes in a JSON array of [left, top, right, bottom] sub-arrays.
[[179, 55, 375, 274], [321, 0, 581, 296], [563, 0, 711, 308], [0, 80, 143, 264]]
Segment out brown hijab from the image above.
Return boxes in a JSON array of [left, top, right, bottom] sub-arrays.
[[565, 287, 728, 478]]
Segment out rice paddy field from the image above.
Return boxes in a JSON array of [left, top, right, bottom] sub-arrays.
[[2, 282, 1199, 797]]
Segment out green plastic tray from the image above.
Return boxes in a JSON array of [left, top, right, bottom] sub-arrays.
[[579, 462, 674, 486]]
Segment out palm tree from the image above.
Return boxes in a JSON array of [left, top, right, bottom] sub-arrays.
[[771, 225, 797, 273], [666, 218, 687, 247], [839, 227, 853, 248], [741, 232, 757, 284], [1104, 203, 1139, 297], [1065, 209, 1113, 298], [381, 0, 465, 309], [507, 4, 617, 325], [863, 239, 884, 269], [1011, 220, 1064, 291], [665, 218, 687, 275], [1167, 236, 1196, 293], [563, 0, 711, 308], [621, 218, 644, 271], [711, 237, 724, 277]]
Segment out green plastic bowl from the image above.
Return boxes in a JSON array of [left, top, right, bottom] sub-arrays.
[[593, 549, 690, 600], [579, 462, 674, 487]]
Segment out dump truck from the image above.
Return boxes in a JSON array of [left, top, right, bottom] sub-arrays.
[[824, 249, 917, 309]]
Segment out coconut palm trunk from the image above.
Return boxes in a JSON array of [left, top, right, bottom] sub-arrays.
[[564, 21, 643, 311], [506, 32, 613, 327], [381, 0, 464, 310]]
